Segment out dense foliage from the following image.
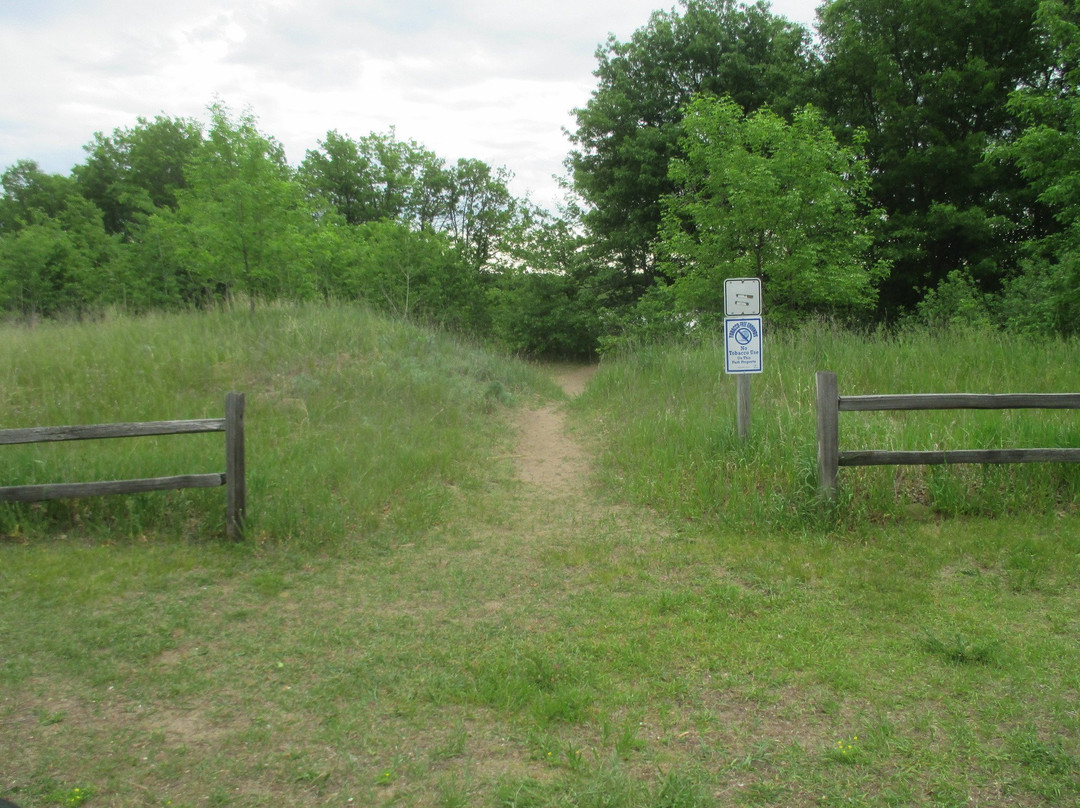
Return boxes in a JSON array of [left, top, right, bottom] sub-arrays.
[[569, 0, 1080, 338], [658, 97, 885, 323], [567, 0, 816, 289], [3, 0, 1080, 352], [0, 105, 568, 350]]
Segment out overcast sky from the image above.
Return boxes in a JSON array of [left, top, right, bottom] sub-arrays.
[[0, 0, 822, 211]]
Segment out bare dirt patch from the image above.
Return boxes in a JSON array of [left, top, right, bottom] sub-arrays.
[[550, 364, 598, 398], [512, 365, 597, 497]]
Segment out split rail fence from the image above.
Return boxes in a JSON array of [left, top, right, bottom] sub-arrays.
[[815, 371, 1080, 496], [0, 392, 246, 538]]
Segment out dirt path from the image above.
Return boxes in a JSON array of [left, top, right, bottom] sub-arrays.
[[512, 365, 598, 497]]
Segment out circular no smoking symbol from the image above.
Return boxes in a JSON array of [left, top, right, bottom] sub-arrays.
[[733, 326, 755, 346]]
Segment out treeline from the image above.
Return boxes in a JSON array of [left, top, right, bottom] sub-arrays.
[[3, 0, 1080, 355], [0, 105, 597, 355], [569, 0, 1080, 337]]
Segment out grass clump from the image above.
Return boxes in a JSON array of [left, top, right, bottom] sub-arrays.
[[920, 629, 1002, 666]]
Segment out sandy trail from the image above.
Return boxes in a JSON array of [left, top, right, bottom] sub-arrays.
[[513, 365, 598, 497]]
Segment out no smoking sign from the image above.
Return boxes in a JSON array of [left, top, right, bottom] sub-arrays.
[[724, 316, 763, 374]]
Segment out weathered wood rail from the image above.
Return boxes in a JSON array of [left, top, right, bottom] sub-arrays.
[[815, 371, 1080, 496], [0, 393, 246, 538]]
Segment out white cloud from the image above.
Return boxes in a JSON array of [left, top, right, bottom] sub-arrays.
[[0, 0, 822, 210]]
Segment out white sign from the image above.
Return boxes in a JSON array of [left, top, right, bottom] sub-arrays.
[[724, 317, 763, 374], [724, 277, 761, 316]]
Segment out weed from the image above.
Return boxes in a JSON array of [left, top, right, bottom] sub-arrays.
[[46, 787, 92, 807], [920, 629, 1002, 666], [655, 768, 713, 807], [33, 707, 66, 725], [436, 775, 472, 808], [611, 722, 646, 759], [826, 735, 863, 765], [1009, 729, 1077, 775]]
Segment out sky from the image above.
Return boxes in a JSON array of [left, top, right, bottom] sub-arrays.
[[0, 0, 822, 211]]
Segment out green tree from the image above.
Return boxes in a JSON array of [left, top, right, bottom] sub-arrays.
[[488, 206, 605, 357], [658, 97, 886, 323], [567, 0, 817, 286], [0, 160, 78, 234], [299, 130, 372, 225], [996, 0, 1080, 333], [300, 129, 447, 227], [0, 221, 86, 316], [300, 131, 520, 274], [817, 0, 1053, 315], [0, 161, 119, 315], [439, 158, 518, 272], [163, 104, 317, 307], [347, 220, 485, 331], [114, 203, 204, 309], [73, 115, 203, 237], [489, 270, 602, 358]]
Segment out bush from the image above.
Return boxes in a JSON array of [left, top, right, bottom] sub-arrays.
[[490, 270, 601, 359]]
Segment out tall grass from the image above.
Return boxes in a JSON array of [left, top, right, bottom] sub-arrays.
[[577, 321, 1080, 529], [0, 301, 557, 546]]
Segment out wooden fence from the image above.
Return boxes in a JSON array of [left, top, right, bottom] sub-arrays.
[[815, 371, 1080, 496], [0, 393, 246, 538]]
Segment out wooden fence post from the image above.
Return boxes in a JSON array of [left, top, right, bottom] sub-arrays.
[[225, 392, 246, 539], [736, 374, 752, 442], [816, 371, 839, 497]]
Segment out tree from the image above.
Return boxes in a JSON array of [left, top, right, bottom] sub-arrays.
[[0, 161, 118, 315], [300, 130, 447, 227], [300, 131, 520, 273], [0, 221, 86, 316], [817, 0, 1053, 315], [567, 0, 817, 285], [162, 104, 318, 307], [489, 270, 602, 358], [73, 116, 203, 237], [488, 206, 605, 357], [439, 158, 518, 272], [300, 130, 373, 225], [344, 220, 485, 331], [995, 0, 1080, 333], [0, 160, 78, 234], [657, 97, 886, 323]]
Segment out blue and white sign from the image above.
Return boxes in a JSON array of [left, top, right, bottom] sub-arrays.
[[724, 316, 763, 374]]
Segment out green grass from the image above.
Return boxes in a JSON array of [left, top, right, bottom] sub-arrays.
[[577, 321, 1080, 529], [1, 308, 1079, 807], [1, 300, 558, 546]]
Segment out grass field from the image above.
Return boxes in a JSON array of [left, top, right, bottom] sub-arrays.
[[1, 305, 1078, 807]]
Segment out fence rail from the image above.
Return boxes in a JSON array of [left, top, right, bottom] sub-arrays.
[[0, 393, 246, 538], [815, 371, 1080, 495]]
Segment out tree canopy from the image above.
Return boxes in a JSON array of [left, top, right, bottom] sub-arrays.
[[817, 0, 1054, 315], [73, 115, 202, 238], [567, 0, 817, 284], [994, 0, 1080, 333], [658, 97, 885, 323]]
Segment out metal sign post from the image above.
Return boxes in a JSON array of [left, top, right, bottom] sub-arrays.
[[723, 279, 763, 442]]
